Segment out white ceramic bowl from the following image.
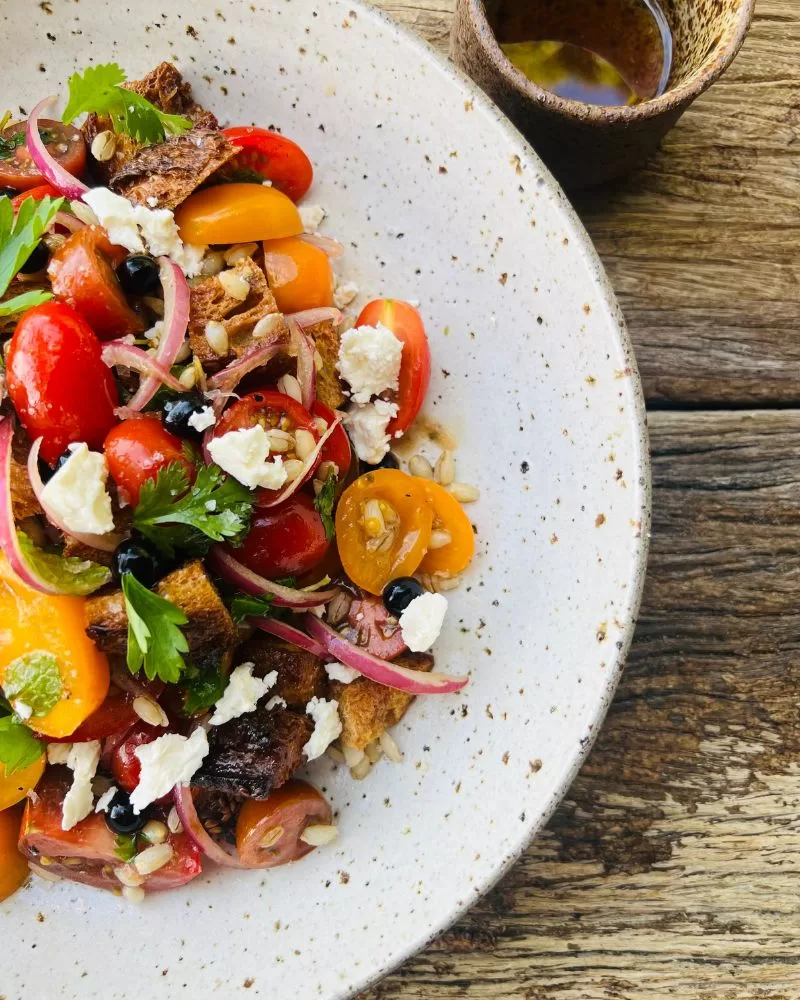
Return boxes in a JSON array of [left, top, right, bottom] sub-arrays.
[[2, 2, 650, 997]]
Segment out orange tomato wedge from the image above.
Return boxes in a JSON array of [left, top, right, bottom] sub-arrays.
[[175, 183, 303, 245], [263, 236, 333, 314], [235, 780, 331, 868], [0, 556, 109, 738], [0, 754, 45, 812], [0, 805, 28, 901], [335, 470, 433, 595], [417, 480, 476, 575]]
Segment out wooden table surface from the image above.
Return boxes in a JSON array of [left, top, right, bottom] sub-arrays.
[[361, 2, 800, 997]]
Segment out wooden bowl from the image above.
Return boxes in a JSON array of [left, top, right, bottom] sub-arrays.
[[450, 0, 755, 189]]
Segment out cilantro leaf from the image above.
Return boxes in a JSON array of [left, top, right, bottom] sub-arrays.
[[62, 62, 191, 145], [314, 474, 338, 541], [180, 662, 227, 715], [114, 833, 140, 863], [3, 651, 64, 717], [0, 715, 44, 775], [0, 194, 63, 309], [229, 592, 275, 623], [121, 573, 189, 684], [17, 531, 112, 596], [133, 462, 255, 559]]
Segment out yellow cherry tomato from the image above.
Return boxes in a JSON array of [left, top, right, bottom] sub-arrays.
[[175, 183, 303, 245], [335, 470, 433, 595], [0, 555, 109, 738], [262, 236, 333, 314], [0, 805, 28, 902], [417, 480, 476, 575], [0, 754, 45, 812]]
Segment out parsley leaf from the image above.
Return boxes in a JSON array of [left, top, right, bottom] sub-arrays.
[[114, 833, 140, 863], [0, 194, 63, 316], [17, 531, 112, 596], [133, 462, 255, 559], [62, 63, 192, 145], [121, 573, 189, 684], [0, 715, 44, 775], [314, 474, 338, 541], [181, 662, 227, 715], [3, 651, 64, 717], [229, 592, 275, 623]]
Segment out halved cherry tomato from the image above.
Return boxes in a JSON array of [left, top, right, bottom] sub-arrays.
[[0, 554, 110, 738], [212, 389, 320, 504], [19, 771, 201, 891], [263, 236, 333, 314], [104, 417, 194, 506], [228, 493, 330, 580], [417, 480, 476, 575], [111, 722, 165, 795], [313, 401, 351, 481], [46, 682, 164, 744], [0, 754, 45, 812], [7, 301, 120, 465], [0, 806, 27, 901], [10, 182, 60, 209], [0, 119, 86, 192], [335, 469, 433, 595], [235, 780, 331, 868], [341, 592, 407, 660], [220, 127, 314, 202], [48, 227, 144, 341], [355, 300, 430, 437], [175, 183, 302, 246]]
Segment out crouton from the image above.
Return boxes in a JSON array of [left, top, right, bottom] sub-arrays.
[[85, 559, 237, 656], [330, 652, 434, 750], [305, 318, 345, 409], [10, 434, 41, 522], [237, 637, 327, 707]]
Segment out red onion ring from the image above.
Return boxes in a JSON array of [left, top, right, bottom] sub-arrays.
[[102, 341, 187, 393], [304, 614, 469, 695], [249, 616, 328, 658], [51, 211, 85, 233], [26, 437, 122, 553], [116, 257, 189, 417], [207, 547, 338, 608], [288, 318, 315, 411], [262, 412, 343, 508], [286, 307, 343, 329], [298, 232, 345, 259], [173, 784, 247, 869], [26, 98, 89, 200]]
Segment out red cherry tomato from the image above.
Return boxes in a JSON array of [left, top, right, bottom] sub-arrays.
[[212, 389, 320, 504], [7, 302, 119, 465], [227, 492, 329, 579], [111, 722, 165, 795], [342, 591, 407, 660], [355, 300, 430, 437], [104, 417, 194, 506], [0, 119, 86, 192], [235, 780, 331, 868], [312, 401, 351, 480], [47, 681, 164, 744], [10, 183, 60, 209], [220, 127, 313, 202]]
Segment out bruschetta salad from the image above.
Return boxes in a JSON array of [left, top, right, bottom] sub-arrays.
[[0, 63, 478, 903]]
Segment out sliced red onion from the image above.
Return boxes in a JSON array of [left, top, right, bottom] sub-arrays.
[[102, 342, 187, 393], [262, 412, 342, 508], [26, 98, 89, 200], [305, 614, 469, 695], [249, 616, 328, 658], [0, 418, 61, 593], [286, 307, 343, 329], [26, 437, 122, 553], [117, 257, 189, 417], [173, 784, 247, 869], [207, 547, 338, 608], [51, 211, 85, 233], [205, 337, 288, 419], [288, 319, 315, 410], [298, 232, 345, 259]]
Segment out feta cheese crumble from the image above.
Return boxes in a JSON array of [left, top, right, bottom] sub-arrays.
[[333, 280, 359, 310], [14, 701, 32, 721], [187, 405, 216, 432], [344, 399, 399, 465], [325, 662, 360, 685], [209, 663, 278, 726], [47, 743, 71, 766], [40, 442, 115, 535], [299, 203, 326, 233], [94, 785, 118, 814], [130, 728, 209, 814], [60, 741, 102, 831], [82, 187, 206, 277], [207, 425, 288, 490], [303, 697, 342, 761], [265, 695, 287, 711], [399, 592, 448, 652], [337, 323, 404, 403]]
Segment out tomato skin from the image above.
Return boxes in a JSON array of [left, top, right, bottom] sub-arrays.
[[111, 722, 165, 794], [0, 119, 86, 192], [48, 227, 143, 341], [221, 127, 313, 202], [417, 480, 476, 575], [175, 183, 303, 245], [263, 236, 333, 314], [355, 300, 430, 436], [7, 302, 119, 465], [313, 401, 351, 479], [46, 682, 164, 744], [235, 780, 331, 868], [228, 493, 329, 579], [0, 806, 27, 902], [104, 417, 194, 506], [10, 182, 60, 209], [0, 755, 45, 812]]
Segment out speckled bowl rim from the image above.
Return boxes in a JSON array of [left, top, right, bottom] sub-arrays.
[[457, 0, 755, 125], [343, 4, 652, 994]]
